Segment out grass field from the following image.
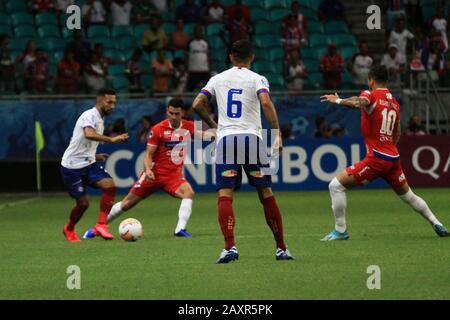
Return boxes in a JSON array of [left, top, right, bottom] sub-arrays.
[[0, 189, 449, 300]]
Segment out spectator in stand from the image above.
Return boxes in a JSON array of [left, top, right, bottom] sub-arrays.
[[84, 52, 108, 92], [186, 24, 211, 91], [24, 49, 51, 94], [348, 40, 374, 87], [418, 28, 446, 85], [314, 116, 337, 138], [110, 0, 133, 26], [431, 6, 448, 52], [171, 19, 191, 52], [320, 43, 344, 89], [283, 1, 308, 43], [381, 43, 406, 85], [152, 0, 172, 13], [56, 49, 80, 94], [125, 48, 145, 93], [227, 0, 251, 23], [137, 115, 154, 143], [221, 9, 253, 51], [82, 0, 107, 25], [318, 0, 346, 22], [176, 0, 202, 25], [106, 118, 127, 137], [56, 0, 74, 13], [94, 43, 124, 68], [141, 18, 168, 53], [284, 50, 308, 92], [66, 30, 91, 71], [403, 115, 426, 135], [385, 0, 406, 32], [281, 14, 304, 56], [388, 17, 414, 61], [205, 0, 226, 24], [32, 0, 54, 12], [15, 40, 37, 69], [172, 57, 188, 93], [0, 35, 15, 93], [152, 49, 174, 93], [132, 0, 160, 24]]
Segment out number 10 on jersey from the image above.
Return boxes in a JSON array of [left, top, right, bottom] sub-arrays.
[[227, 89, 243, 118]]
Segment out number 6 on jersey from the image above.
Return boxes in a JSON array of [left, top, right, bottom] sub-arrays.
[[227, 89, 243, 118]]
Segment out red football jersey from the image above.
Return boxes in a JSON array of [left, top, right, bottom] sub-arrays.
[[147, 119, 195, 175], [359, 88, 400, 159]]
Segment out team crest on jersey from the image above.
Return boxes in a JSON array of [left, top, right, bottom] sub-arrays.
[[221, 170, 238, 177]]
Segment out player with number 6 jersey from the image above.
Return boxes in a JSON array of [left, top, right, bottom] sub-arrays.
[[320, 65, 449, 240]]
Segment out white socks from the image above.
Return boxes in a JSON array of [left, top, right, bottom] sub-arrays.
[[329, 177, 347, 233], [400, 189, 441, 226], [175, 199, 193, 233], [107, 201, 124, 224]]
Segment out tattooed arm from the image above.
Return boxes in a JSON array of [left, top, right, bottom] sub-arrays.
[[320, 93, 370, 109]]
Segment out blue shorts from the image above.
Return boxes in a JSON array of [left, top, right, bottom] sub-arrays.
[[215, 134, 272, 191], [60, 162, 112, 199]]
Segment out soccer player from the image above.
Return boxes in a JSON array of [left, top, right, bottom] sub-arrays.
[[192, 39, 294, 263], [320, 65, 449, 240], [61, 88, 129, 242], [84, 98, 212, 239]]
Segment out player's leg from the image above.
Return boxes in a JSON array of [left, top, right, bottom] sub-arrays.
[[92, 177, 117, 239], [388, 166, 449, 237], [172, 182, 195, 237], [256, 187, 294, 260], [107, 192, 145, 223], [63, 195, 90, 242], [216, 187, 239, 263]]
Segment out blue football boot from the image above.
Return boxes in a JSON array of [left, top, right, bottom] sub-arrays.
[[216, 246, 239, 264], [174, 229, 192, 238], [82, 227, 97, 239], [433, 224, 450, 237], [321, 229, 350, 241], [276, 248, 294, 260]]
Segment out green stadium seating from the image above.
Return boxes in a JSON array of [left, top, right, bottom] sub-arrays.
[[208, 37, 226, 49], [87, 25, 110, 38], [255, 35, 281, 48], [163, 23, 176, 35], [173, 50, 185, 60], [121, 49, 135, 60], [184, 23, 196, 35], [269, 48, 285, 61], [308, 21, 324, 34], [11, 12, 33, 26], [270, 9, 290, 22], [111, 26, 134, 39], [105, 49, 125, 61], [9, 38, 30, 51], [134, 24, 148, 40], [91, 37, 116, 50], [5, 1, 28, 13], [342, 71, 353, 88], [111, 76, 129, 92], [0, 13, 12, 26], [421, 5, 436, 22], [303, 59, 319, 73], [149, 50, 173, 61], [252, 8, 271, 22], [213, 61, 229, 72], [161, 11, 174, 22], [305, 72, 324, 89], [108, 64, 126, 76], [35, 38, 52, 52], [315, 46, 328, 59], [309, 34, 330, 47], [265, 0, 288, 10], [206, 23, 222, 36], [37, 25, 60, 39], [253, 61, 277, 74], [47, 39, 67, 52], [301, 8, 318, 20], [0, 25, 13, 37], [244, 0, 264, 9], [14, 26, 36, 38], [325, 21, 349, 34], [35, 13, 58, 26], [255, 22, 276, 35], [332, 34, 357, 47], [340, 46, 358, 60], [266, 73, 285, 89], [52, 51, 64, 63]]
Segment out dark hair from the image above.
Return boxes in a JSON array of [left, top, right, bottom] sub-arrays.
[[97, 88, 117, 96], [368, 65, 388, 84], [167, 98, 184, 109], [231, 39, 253, 61]]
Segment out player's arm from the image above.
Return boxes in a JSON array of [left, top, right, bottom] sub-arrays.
[[84, 127, 129, 143], [194, 130, 216, 140], [192, 93, 218, 129], [393, 121, 401, 145], [143, 144, 157, 181], [320, 93, 370, 109], [259, 92, 283, 152]]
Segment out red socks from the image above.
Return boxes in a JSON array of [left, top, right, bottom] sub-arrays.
[[98, 187, 117, 224], [67, 204, 88, 230], [218, 196, 235, 250], [262, 196, 286, 250]]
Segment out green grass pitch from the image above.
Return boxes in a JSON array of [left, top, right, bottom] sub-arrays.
[[0, 189, 449, 300]]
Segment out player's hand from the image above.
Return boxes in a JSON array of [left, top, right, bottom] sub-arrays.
[[95, 153, 109, 162], [145, 169, 155, 181], [111, 133, 129, 143], [272, 131, 283, 155], [320, 93, 340, 104]]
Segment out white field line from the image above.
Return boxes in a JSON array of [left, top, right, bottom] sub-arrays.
[[0, 197, 40, 211]]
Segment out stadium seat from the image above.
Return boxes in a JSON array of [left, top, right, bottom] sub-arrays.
[[255, 22, 276, 35], [0, 13, 12, 26], [62, 28, 84, 39], [206, 23, 222, 36], [264, 0, 288, 9], [208, 37, 226, 49], [91, 37, 116, 50], [325, 21, 349, 34], [266, 73, 285, 89], [421, 5, 436, 22], [112, 76, 130, 93], [332, 34, 357, 47], [252, 8, 271, 22], [303, 59, 320, 73], [108, 64, 126, 76], [9, 38, 30, 51], [269, 48, 285, 61], [37, 25, 61, 39], [53, 51, 64, 63], [149, 50, 173, 61], [309, 34, 330, 47], [305, 72, 324, 89], [134, 24, 148, 40], [270, 9, 290, 22], [0, 25, 13, 37], [341, 46, 358, 60], [213, 61, 229, 72], [11, 12, 34, 27], [117, 37, 137, 50], [111, 26, 134, 39], [308, 21, 325, 34], [35, 13, 58, 27], [244, 0, 264, 9], [253, 61, 277, 74], [5, 1, 28, 13], [255, 35, 281, 49], [184, 23, 196, 35], [301, 8, 318, 21], [253, 48, 270, 61], [35, 38, 52, 52], [121, 49, 135, 60], [161, 11, 174, 22], [14, 26, 36, 38], [47, 38, 67, 52], [173, 50, 185, 60], [87, 25, 110, 38], [105, 49, 125, 62], [342, 71, 353, 89], [315, 46, 328, 59], [300, 47, 314, 60], [163, 23, 176, 35]]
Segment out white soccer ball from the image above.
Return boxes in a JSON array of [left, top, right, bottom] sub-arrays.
[[118, 218, 143, 241]]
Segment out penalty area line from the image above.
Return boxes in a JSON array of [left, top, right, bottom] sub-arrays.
[[0, 197, 40, 211]]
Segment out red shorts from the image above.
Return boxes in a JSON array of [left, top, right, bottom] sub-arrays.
[[346, 156, 407, 189], [130, 171, 188, 198]]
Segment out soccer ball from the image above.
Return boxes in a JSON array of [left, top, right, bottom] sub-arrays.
[[118, 218, 143, 241]]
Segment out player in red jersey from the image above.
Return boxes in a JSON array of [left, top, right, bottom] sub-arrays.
[[320, 65, 449, 240], [84, 98, 214, 239]]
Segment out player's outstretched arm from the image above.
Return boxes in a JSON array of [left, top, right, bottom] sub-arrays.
[[192, 94, 218, 129], [143, 144, 157, 181], [320, 93, 370, 109], [84, 127, 129, 143]]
